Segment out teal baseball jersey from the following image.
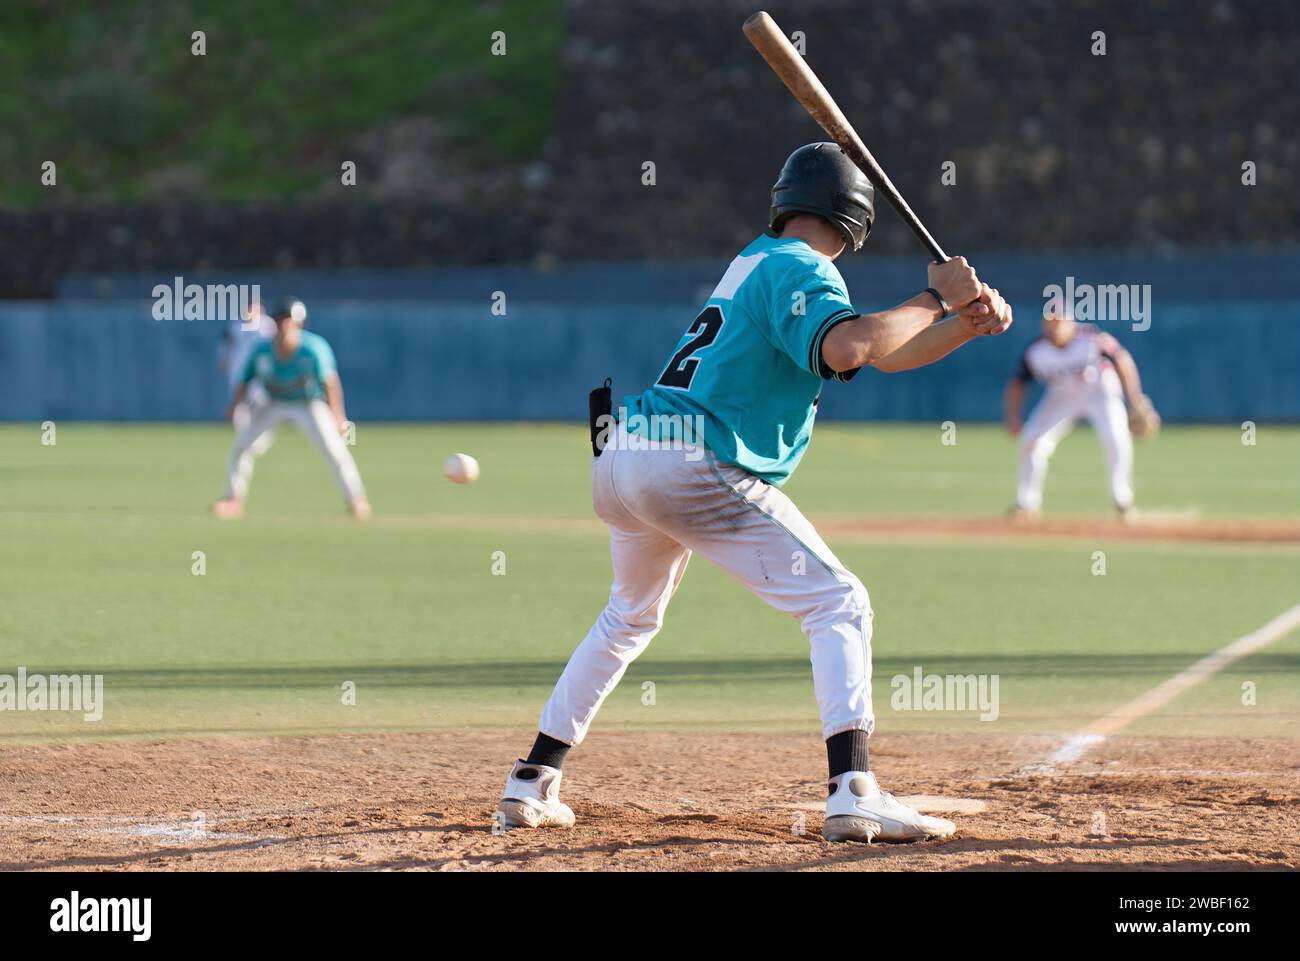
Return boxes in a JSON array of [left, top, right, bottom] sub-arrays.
[[623, 233, 860, 486], [241, 331, 338, 402]]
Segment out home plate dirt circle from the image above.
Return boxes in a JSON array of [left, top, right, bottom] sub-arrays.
[[900, 795, 988, 815]]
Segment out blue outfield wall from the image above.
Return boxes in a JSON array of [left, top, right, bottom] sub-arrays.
[[4, 249, 1298, 422]]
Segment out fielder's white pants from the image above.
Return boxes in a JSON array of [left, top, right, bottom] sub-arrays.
[[223, 399, 366, 504], [1017, 370, 1133, 512], [539, 424, 874, 745], [231, 385, 274, 460]]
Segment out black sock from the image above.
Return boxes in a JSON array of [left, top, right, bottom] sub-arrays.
[[826, 730, 870, 779], [524, 732, 571, 770]]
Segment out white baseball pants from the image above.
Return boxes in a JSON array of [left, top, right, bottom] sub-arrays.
[[231, 385, 274, 460], [1017, 369, 1133, 511], [222, 399, 366, 504], [538, 424, 874, 745]]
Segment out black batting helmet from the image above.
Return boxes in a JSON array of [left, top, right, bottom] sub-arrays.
[[270, 297, 308, 325], [769, 143, 875, 251]]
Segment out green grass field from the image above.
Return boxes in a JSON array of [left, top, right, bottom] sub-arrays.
[[0, 1, 562, 203], [0, 422, 1296, 744]]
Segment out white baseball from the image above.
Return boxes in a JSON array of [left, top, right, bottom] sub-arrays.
[[443, 452, 480, 484]]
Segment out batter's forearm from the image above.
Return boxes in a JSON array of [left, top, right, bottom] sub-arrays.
[[869, 316, 976, 373], [822, 294, 944, 372]]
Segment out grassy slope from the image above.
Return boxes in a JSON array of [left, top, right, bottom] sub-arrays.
[[0, 1, 562, 204], [0, 423, 1296, 743]]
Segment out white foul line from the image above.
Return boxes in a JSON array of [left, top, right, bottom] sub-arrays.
[[1021, 601, 1300, 775]]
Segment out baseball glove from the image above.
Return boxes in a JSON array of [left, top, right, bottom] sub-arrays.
[[1128, 394, 1161, 439]]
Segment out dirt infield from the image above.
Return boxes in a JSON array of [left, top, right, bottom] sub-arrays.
[[2, 731, 1295, 871]]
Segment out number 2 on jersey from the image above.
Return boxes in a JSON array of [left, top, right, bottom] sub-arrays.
[[656, 306, 724, 390]]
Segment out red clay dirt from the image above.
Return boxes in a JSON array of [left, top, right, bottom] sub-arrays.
[[824, 515, 1300, 544], [2, 731, 1295, 871]]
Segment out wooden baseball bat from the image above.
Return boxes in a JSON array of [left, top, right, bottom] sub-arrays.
[[743, 10, 949, 262]]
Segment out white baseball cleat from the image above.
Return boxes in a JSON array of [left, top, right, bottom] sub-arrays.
[[497, 760, 575, 830], [211, 497, 244, 520], [823, 771, 956, 843]]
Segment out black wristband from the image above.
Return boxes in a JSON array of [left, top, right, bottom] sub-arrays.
[[924, 287, 950, 317]]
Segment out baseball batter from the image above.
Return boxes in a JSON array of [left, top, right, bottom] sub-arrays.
[[1004, 301, 1159, 520], [212, 297, 371, 520], [498, 144, 1014, 843]]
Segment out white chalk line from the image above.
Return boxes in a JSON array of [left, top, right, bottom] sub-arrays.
[[0, 810, 286, 845], [785, 796, 987, 815], [1019, 601, 1300, 776]]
